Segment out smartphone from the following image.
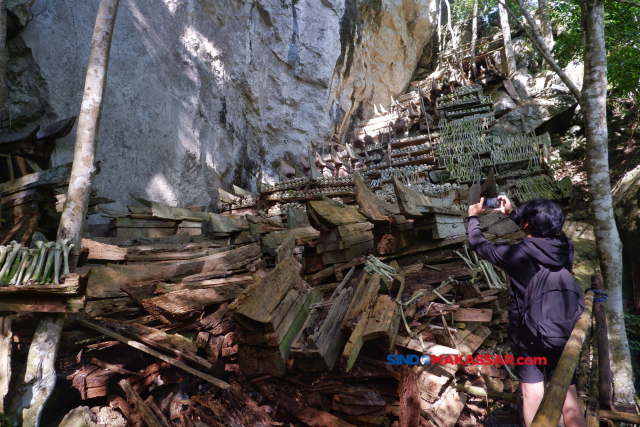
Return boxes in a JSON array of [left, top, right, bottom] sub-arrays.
[[483, 198, 501, 210]]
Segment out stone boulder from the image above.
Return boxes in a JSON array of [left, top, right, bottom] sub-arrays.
[[488, 87, 577, 136], [57, 407, 100, 427], [491, 91, 516, 118], [511, 68, 534, 100]]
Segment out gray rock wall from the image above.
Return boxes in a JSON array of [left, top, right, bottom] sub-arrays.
[[7, 0, 437, 214]]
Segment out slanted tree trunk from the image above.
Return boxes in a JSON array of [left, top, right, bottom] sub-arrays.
[[469, 0, 478, 79], [6, 315, 64, 427], [581, 0, 635, 405], [503, 0, 636, 407], [0, 0, 7, 117], [57, 0, 120, 254], [498, 0, 518, 77]]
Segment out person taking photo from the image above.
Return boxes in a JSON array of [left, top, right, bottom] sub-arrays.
[[467, 196, 586, 427]]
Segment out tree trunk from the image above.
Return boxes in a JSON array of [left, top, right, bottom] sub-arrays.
[[6, 314, 64, 427], [0, 315, 12, 413], [5, 2, 121, 426], [0, 0, 7, 118], [443, 0, 466, 82], [498, 0, 518, 77], [581, 0, 635, 405], [504, 0, 635, 407], [437, 0, 443, 54], [57, 0, 120, 254], [469, 0, 478, 79], [538, 0, 555, 53]]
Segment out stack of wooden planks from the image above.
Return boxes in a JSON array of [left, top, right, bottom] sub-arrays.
[[306, 199, 375, 267], [230, 257, 322, 376]]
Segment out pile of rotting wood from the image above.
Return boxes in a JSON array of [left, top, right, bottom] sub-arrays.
[[2, 182, 532, 427]]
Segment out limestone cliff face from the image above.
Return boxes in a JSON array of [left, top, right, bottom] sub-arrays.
[[5, 0, 437, 212]]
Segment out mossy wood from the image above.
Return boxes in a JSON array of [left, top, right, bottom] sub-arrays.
[[86, 243, 260, 299], [306, 200, 367, 232], [142, 282, 249, 325]]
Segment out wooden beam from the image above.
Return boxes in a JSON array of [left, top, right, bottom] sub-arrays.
[[591, 274, 613, 409], [0, 162, 72, 196], [76, 316, 230, 390], [399, 365, 420, 427], [530, 291, 594, 427]]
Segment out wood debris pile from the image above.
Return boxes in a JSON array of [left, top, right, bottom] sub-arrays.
[[1, 170, 535, 427]]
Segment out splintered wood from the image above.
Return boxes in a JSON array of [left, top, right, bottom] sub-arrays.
[[230, 258, 321, 376]]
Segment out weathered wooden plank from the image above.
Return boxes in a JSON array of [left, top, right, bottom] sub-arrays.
[[247, 214, 285, 234], [91, 318, 212, 369], [392, 177, 456, 218], [82, 238, 224, 261], [142, 282, 248, 325], [395, 337, 459, 355], [132, 197, 210, 222], [229, 257, 305, 328], [287, 204, 310, 229], [399, 365, 420, 427], [0, 162, 72, 196], [208, 212, 249, 233], [355, 175, 399, 221], [86, 244, 260, 299], [307, 200, 367, 232], [76, 317, 230, 390], [341, 272, 379, 333], [452, 308, 492, 322]]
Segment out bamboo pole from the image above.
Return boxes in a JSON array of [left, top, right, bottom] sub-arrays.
[[591, 274, 613, 409], [599, 409, 640, 424], [585, 319, 600, 427], [585, 318, 600, 427], [530, 291, 594, 427]]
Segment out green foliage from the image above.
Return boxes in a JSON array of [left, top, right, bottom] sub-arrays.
[[280, 0, 299, 9], [0, 413, 10, 427], [552, 0, 640, 98]]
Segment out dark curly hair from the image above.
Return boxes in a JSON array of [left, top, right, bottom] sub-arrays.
[[511, 199, 565, 238]]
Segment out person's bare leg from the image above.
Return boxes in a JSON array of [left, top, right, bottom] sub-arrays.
[[521, 381, 545, 427], [562, 385, 586, 427]]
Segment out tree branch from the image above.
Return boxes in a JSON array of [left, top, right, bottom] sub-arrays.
[[495, 0, 583, 102], [608, 0, 640, 7]]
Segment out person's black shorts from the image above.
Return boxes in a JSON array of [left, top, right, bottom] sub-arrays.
[[508, 322, 577, 385]]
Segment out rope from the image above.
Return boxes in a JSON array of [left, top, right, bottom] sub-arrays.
[[586, 288, 607, 302]]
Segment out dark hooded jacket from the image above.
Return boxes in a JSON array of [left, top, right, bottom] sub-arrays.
[[467, 211, 575, 333]]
